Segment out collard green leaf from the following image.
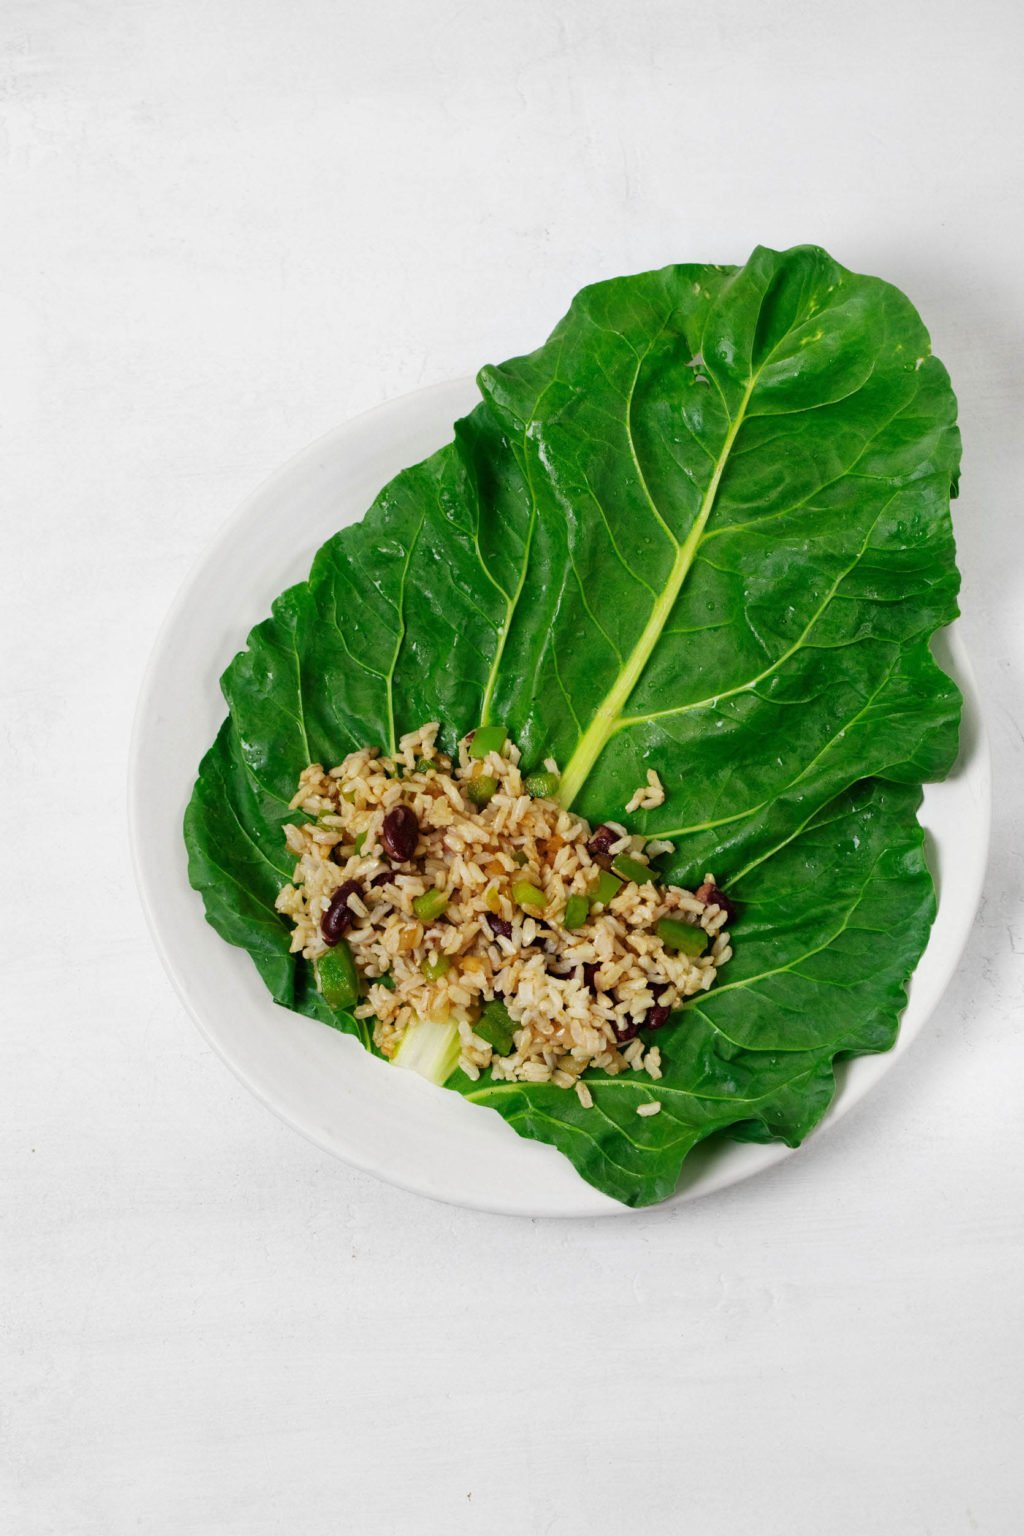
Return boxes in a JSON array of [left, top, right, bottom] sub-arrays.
[[185, 245, 962, 1206]]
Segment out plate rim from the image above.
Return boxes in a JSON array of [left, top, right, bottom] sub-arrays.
[[129, 378, 992, 1217]]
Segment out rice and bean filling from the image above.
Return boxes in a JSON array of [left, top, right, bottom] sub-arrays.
[[275, 723, 734, 1104]]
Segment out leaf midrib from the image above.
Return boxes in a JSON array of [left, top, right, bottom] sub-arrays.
[[614, 492, 894, 736], [558, 373, 757, 806]]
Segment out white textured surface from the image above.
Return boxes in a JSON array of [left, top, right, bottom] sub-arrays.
[[2, 2, 1022, 1532]]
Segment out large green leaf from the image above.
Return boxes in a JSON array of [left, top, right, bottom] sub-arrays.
[[185, 245, 962, 1206]]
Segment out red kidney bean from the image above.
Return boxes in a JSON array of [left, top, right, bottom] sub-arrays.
[[485, 912, 513, 940], [586, 824, 618, 862], [380, 804, 419, 862], [614, 1020, 639, 1043], [582, 962, 600, 991], [643, 1001, 671, 1031], [321, 880, 362, 944], [695, 882, 735, 923], [370, 872, 393, 888]]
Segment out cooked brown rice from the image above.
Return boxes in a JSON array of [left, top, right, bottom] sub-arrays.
[[275, 723, 732, 1092], [625, 768, 666, 814]]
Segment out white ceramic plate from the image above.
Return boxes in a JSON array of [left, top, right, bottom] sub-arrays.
[[130, 379, 991, 1217]]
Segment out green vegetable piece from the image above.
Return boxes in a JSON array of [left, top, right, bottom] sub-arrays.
[[611, 852, 659, 885], [315, 940, 360, 1011], [512, 878, 547, 910], [656, 917, 708, 956], [469, 724, 507, 760], [413, 887, 449, 921], [392, 1018, 460, 1084], [353, 831, 366, 855], [466, 774, 498, 807], [591, 869, 623, 907], [420, 954, 452, 980], [511, 849, 529, 867], [525, 770, 560, 799], [414, 757, 435, 773], [375, 972, 397, 991], [475, 999, 517, 1057], [563, 893, 590, 930]]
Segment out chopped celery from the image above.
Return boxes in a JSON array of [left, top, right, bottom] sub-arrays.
[[466, 774, 498, 807], [392, 1017, 461, 1084], [591, 869, 623, 907], [469, 724, 507, 760], [315, 940, 359, 1011], [611, 852, 659, 885], [413, 887, 449, 921], [512, 878, 547, 909], [475, 999, 516, 1056], [524, 770, 560, 799], [420, 954, 452, 980], [655, 917, 708, 956]]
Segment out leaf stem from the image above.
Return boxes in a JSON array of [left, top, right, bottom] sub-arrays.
[[558, 375, 756, 806]]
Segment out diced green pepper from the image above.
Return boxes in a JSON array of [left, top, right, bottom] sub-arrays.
[[655, 917, 708, 956], [413, 887, 449, 922], [511, 849, 529, 867], [315, 940, 360, 1011], [524, 770, 560, 799], [475, 999, 517, 1057], [563, 893, 590, 930], [420, 954, 452, 980], [353, 831, 366, 855], [469, 724, 507, 760], [611, 852, 659, 885], [466, 774, 498, 807], [512, 878, 547, 910], [591, 869, 623, 907], [414, 757, 435, 774]]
